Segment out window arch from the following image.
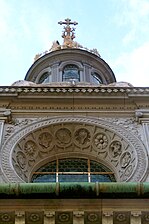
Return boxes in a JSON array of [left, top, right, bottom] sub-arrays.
[[38, 71, 52, 84], [91, 72, 103, 84], [62, 64, 80, 82], [32, 158, 116, 183]]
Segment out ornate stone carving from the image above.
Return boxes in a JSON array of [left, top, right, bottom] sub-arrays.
[[84, 212, 102, 224], [93, 133, 108, 152], [25, 211, 44, 224], [141, 211, 149, 224], [120, 152, 131, 168], [1, 116, 147, 182], [24, 140, 38, 158], [38, 132, 52, 149], [74, 128, 90, 146], [113, 212, 130, 224], [55, 212, 73, 224], [0, 211, 15, 224], [16, 151, 27, 170], [109, 141, 122, 158], [56, 128, 71, 146]]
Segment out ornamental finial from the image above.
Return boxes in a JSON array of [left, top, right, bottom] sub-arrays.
[[58, 18, 78, 47]]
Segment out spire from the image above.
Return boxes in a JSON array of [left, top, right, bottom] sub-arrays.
[[58, 18, 78, 46]]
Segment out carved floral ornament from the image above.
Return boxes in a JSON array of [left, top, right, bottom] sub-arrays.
[[1, 116, 148, 182]]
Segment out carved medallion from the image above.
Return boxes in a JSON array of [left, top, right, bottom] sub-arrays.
[[109, 141, 122, 158], [38, 132, 53, 151], [120, 152, 131, 168], [93, 133, 108, 151], [56, 128, 71, 146], [24, 140, 38, 158], [74, 128, 91, 147]]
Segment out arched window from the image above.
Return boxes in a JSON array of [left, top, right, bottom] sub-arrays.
[[38, 72, 51, 84], [62, 64, 80, 82], [91, 72, 103, 84], [32, 158, 115, 183]]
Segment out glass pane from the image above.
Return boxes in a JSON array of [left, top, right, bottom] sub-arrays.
[[91, 72, 103, 84], [90, 160, 115, 182], [59, 174, 88, 182], [32, 174, 56, 183], [32, 160, 56, 183], [38, 72, 51, 83], [63, 64, 80, 82], [59, 158, 88, 172], [91, 174, 112, 182]]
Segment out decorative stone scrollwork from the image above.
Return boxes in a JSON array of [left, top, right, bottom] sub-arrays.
[[16, 151, 27, 170]]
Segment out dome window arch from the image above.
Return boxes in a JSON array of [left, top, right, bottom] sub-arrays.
[[62, 64, 80, 82], [91, 72, 103, 84]]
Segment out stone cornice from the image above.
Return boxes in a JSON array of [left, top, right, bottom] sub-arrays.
[[0, 86, 149, 96]]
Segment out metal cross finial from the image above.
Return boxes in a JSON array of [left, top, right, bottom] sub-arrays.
[[58, 18, 78, 26], [58, 18, 78, 44]]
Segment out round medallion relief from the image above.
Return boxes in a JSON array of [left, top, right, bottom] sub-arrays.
[[38, 132, 53, 151], [55, 128, 71, 146], [109, 140, 122, 158], [93, 133, 108, 152], [120, 152, 131, 168], [24, 140, 38, 158], [74, 128, 91, 147]]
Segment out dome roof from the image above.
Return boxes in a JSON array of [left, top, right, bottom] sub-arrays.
[[24, 18, 116, 85]]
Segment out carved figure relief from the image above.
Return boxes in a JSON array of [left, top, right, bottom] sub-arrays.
[[24, 140, 38, 158], [74, 128, 91, 146], [16, 151, 27, 170], [109, 141, 122, 158], [38, 132, 52, 150], [120, 152, 131, 168]]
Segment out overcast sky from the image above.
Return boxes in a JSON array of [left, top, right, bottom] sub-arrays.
[[0, 0, 149, 86]]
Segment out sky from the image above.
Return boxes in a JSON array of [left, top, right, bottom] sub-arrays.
[[0, 0, 149, 87]]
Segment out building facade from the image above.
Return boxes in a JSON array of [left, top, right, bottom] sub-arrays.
[[0, 18, 149, 223]]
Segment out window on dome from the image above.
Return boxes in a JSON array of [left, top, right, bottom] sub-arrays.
[[32, 158, 115, 183], [38, 72, 51, 84], [91, 72, 103, 84], [62, 64, 80, 82]]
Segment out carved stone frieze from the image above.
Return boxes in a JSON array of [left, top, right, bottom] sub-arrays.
[[0, 116, 148, 183]]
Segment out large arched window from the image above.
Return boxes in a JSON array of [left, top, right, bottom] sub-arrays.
[[32, 158, 115, 183], [62, 64, 80, 82]]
